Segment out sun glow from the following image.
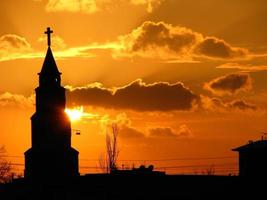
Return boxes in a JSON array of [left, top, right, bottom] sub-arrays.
[[65, 106, 85, 121], [65, 106, 99, 122]]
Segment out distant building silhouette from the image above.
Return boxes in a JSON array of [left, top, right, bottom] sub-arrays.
[[233, 139, 267, 176], [24, 28, 79, 179], [111, 165, 165, 176]]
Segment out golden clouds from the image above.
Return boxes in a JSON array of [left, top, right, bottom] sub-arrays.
[[0, 34, 98, 62], [0, 92, 34, 108], [67, 79, 199, 111], [38, 35, 66, 50], [117, 21, 248, 60], [0, 34, 32, 61], [45, 0, 162, 14], [46, 0, 98, 14], [0, 21, 250, 62], [0, 34, 30, 50], [204, 73, 252, 96], [130, 0, 164, 13]]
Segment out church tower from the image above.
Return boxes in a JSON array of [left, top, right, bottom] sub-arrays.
[[24, 28, 79, 179]]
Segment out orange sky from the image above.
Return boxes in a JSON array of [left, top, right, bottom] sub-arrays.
[[0, 0, 267, 176]]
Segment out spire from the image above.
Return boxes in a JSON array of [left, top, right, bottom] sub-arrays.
[[39, 46, 61, 75], [38, 27, 61, 87], [39, 27, 61, 75]]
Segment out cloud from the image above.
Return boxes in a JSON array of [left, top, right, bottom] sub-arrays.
[[117, 21, 201, 59], [0, 34, 31, 50], [44, 0, 163, 14], [119, 125, 145, 139], [204, 73, 252, 96], [201, 96, 257, 112], [195, 37, 248, 59], [38, 35, 67, 50], [0, 22, 248, 62], [0, 34, 32, 61], [149, 125, 193, 138], [227, 100, 256, 111], [130, 0, 164, 13], [99, 113, 192, 139], [99, 113, 145, 139], [66, 79, 199, 111], [116, 21, 248, 60], [0, 36, 105, 62], [216, 63, 267, 72], [0, 92, 34, 108], [45, 0, 98, 14]]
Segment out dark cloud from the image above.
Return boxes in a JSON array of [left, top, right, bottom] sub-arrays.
[[67, 79, 199, 111], [119, 21, 248, 60], [204, 73, 252, 95], [195, 37, 248, 59]]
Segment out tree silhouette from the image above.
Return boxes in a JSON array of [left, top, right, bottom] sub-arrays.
[[98, 124, 119, 173], [202, 165, 216, 176], [98, 153, 108, 173], [0, 146, 12, 183]]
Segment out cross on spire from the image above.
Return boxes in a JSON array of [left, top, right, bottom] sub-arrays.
[[44, 27, 53, 47]]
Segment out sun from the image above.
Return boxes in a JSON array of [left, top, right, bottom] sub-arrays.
[[65, 106, 99, 122], [65, 106, 100, 122], [65, 106, 84, 122]]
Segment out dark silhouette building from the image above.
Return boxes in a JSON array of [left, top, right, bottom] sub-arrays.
[[233, 139, 267, 176], [111, 165, 165, 176], [24, 28, 79, 179]]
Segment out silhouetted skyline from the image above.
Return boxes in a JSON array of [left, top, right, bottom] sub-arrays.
[[0, 0, 267, 176]]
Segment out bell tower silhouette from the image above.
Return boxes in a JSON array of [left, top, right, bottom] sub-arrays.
[[24, 28, 79, 179]]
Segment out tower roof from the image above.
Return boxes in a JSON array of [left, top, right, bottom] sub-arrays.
[[39, 47, 61, 75]]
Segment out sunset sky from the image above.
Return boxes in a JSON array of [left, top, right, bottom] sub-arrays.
[[1, 0, 267, 175]]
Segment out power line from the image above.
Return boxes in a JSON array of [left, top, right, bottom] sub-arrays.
[[9, 164, 238, 176], [1, 155, 23, 158], [80, 156, 236, 162], [2, 155, 236, 162], [9, 162, 238, 169], [10, 163, 24, 166], [154, 163, 237, 169]]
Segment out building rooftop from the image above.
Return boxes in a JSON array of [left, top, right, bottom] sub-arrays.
[[232, 140, 267, 152]]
